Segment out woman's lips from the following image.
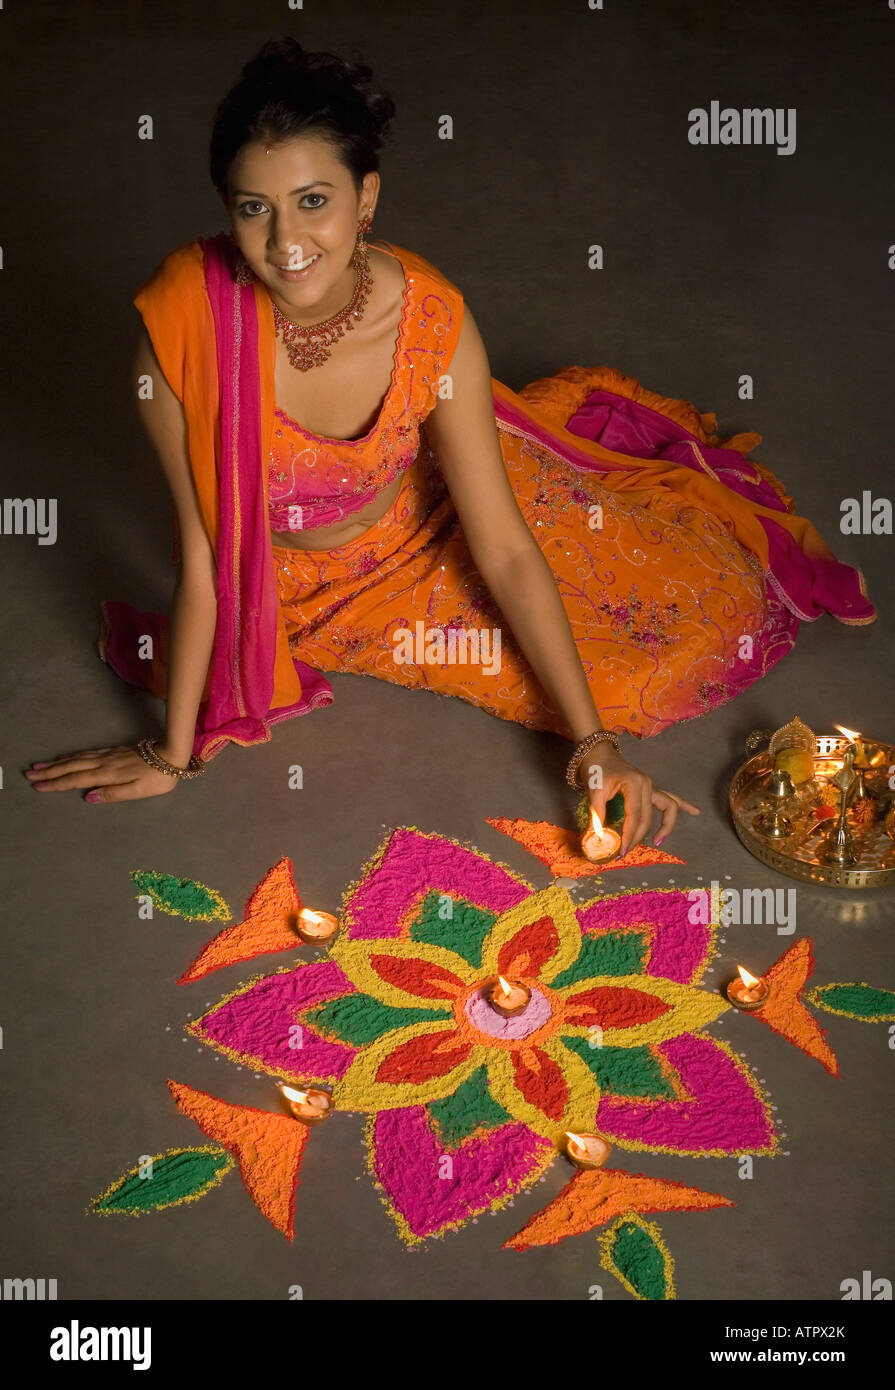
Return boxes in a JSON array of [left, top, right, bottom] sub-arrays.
[[271, 254, 320, 282]]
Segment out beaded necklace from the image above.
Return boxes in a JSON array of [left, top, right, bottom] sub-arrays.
[[272, 235, 373, 372]]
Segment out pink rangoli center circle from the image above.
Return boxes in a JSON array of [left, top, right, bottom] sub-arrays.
[[464, 984, 552, 1039]]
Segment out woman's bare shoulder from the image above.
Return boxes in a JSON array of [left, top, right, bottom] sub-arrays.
[[372, 239, 463, 302]]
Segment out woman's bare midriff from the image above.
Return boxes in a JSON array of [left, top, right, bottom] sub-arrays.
[[270, 468, 403, 550]]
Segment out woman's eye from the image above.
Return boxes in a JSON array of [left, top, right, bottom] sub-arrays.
[[236, 194, 325, 217]]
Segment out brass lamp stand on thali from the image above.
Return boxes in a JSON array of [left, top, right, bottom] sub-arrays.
[[729, 716, 895, 888]]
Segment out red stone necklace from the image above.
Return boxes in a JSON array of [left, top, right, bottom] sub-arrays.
[[272, 234, 374, 372]]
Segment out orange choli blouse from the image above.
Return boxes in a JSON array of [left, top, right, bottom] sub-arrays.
[[267, 241, 464, 532]]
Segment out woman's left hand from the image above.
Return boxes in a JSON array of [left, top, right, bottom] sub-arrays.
[[579, 746, 700, 856]]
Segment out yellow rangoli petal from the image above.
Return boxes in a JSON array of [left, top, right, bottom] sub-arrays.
[[556, 972, 729, 1048], [331, 1018, 484, 1113], [479, 885, 583, 986], [330, 936, 475, 1009]]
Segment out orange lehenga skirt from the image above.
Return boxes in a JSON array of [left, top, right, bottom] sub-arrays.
[[272, 367, 807, 741]]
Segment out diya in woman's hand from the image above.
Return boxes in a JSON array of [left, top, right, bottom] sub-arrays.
[[581, 746, 700, 855]]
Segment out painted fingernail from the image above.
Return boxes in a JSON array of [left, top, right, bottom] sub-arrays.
[[85, 791, 102, 803], [32, 781, 48, 789], [31, 762, 50, 769], [654, 836, 666, 847]]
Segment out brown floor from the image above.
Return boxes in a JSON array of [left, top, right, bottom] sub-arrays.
[[1, 0, 893, 1300]]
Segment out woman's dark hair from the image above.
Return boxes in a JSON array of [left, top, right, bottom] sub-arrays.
[[209, 36, 396, 196]]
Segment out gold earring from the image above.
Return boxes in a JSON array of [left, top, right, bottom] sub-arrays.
[[233, 253, 255, 286], [353, 215, 372, 274]]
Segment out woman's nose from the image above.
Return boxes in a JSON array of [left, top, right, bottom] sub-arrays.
[[268, 217, 308, 258]]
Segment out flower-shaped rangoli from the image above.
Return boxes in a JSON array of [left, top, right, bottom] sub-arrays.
[[95, 826, 894, 1295], [184, 829, 778, 1243]]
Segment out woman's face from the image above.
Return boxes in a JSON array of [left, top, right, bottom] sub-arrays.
[[224, 133, 379, 312]]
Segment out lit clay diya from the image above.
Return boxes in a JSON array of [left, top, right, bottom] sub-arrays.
[[487, 975, 532, 1017], [279, 1084, 334, 1126], [725, 966, 770, 1012], [295, 908, 339, 945], [564, 1132, 613, 1170], [581, 809, 622, 863]]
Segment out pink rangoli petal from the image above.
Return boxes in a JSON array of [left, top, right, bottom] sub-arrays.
[[576, 889, 711, 984], [342, 827, 530, 940], [596, 1034, 776, 1155], [370, 1106, 554, 1241], [192, 959, 356, 1081]]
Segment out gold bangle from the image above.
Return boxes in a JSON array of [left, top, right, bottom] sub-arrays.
[[565, 730, 620, 790], [137, 737, 205, 780]]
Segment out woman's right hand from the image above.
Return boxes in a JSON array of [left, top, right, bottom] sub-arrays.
[[25, 745, 183, 802], [582, 745, 700, 855]]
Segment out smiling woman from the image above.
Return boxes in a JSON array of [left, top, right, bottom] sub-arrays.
[[26, 34, 874, 856]]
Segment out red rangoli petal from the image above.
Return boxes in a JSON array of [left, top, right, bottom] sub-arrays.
[[375, 1029, 473, 1086], [511, 1045, 568, 1122], [369, 953, 467, 1001], [564, 985, 672, 1029], [497, 915, 559, 979]]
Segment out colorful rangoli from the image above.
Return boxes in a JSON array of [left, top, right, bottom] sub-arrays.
[[94, 823, 892, 1300]]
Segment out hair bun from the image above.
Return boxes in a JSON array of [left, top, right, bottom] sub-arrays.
[[242, 36, 309, 80], [239, 37, 394, 138], [210, 36, 396, 195]]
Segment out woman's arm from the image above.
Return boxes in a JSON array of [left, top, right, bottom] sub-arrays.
[[424, 308, 699, 852], [26, 327, 218, 801], [134, 324, 218, 768]]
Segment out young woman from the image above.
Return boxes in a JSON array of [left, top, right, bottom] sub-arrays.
[[26, 37, 874, 856]]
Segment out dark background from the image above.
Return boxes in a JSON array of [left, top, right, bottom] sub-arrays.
[[0, 0, 893, 1301]]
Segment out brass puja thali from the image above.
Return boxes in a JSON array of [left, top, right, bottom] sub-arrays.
[[729, 716, 895, 888]]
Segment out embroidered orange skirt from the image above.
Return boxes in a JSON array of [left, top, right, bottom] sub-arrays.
[[272, 368, 803, 740]]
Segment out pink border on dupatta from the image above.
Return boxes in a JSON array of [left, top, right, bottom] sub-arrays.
[[193, 234, 334, 759], [98, 237, 333, 763]]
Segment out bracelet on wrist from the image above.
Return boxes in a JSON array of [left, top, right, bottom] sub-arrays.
[[137, 737, 205, 780], [565, 729, 621, 790]]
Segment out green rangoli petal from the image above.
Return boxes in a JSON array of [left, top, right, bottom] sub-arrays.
[[551, 931, 647, 989], [808, 982, 895, 1021], [305, 993, 453, 1046], [600, 1216, 675, 1300], [409, 890, 498, 970], [93, 1147, 233, 1214], [560, 1037, 676, 1098], [131, 870, 230, 921], [428, 1066, 513, 1147]]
